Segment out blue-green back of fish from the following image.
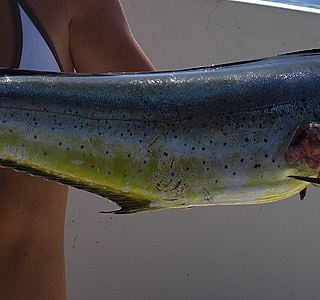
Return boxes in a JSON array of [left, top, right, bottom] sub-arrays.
[[0, 49, 320, 213]]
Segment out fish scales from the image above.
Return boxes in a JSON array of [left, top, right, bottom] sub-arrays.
[[0, 50, 320, 213]]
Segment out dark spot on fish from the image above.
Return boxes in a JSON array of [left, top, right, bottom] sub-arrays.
[[264, 138, 268, 143], [202, 147, 206, 151], [127, 154, 131, 157], [265, 154, 269, 158], [186, 167, 190, 171], [91, 165, 95, 168], [81, 145, 84, 149], [225, 165, 228, 169], [59, 142, 62, 146], [233, 172, 236, 175], [272, 159, 275, 163], [34, 135, 37, 139], [223, 142, 227, 146], [254, 164, 261, 169], [244, 137, 249, 142], [203, 161, 206, 164], [163, 152, 168, 157], [240, 158, 244, 163], [192, 147, 195, 150]]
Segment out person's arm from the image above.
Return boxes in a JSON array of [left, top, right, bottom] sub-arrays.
[[69, 0, 155, 73]]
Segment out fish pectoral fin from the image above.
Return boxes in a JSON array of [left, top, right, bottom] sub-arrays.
[[288, 175, 320, 186]]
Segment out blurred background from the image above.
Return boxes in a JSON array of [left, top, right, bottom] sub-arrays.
[[65, 1, 320, 299]]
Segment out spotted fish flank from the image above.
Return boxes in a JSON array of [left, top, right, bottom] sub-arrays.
[[0, 49, 320, 213]]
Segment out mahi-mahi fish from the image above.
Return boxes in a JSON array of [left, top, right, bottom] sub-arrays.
[[0, 49, 320, 213]]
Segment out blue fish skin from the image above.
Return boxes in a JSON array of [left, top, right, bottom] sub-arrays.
[[0, 49, 320, 213]]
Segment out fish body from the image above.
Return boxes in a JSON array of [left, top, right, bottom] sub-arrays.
[[1, 50, 320, 213]]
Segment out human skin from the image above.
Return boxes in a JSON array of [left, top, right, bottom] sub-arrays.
[[0, 0, 154, 299]]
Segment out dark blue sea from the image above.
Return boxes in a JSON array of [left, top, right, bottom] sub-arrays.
[[265, 0, 320, 9]]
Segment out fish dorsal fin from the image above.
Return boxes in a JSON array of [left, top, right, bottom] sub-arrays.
[[1, 49, 320, 77]]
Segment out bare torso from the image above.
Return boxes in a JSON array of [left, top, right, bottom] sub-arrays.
[[0, 0, 153, 72], [0, 0, 73, 70]]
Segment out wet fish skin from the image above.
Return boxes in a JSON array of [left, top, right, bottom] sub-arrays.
[[0, 50, 320, 213]]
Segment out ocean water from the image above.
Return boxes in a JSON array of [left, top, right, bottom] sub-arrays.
[[265, 0, 320, 9]]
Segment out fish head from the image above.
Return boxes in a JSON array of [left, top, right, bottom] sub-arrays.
[[286, 122, 320, 169], [287, 122, 320, 189]]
